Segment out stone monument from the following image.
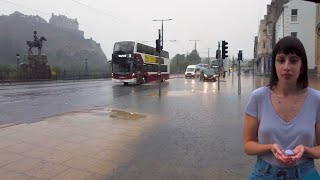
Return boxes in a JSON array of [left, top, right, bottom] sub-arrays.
[[20, 31, 51, 79]]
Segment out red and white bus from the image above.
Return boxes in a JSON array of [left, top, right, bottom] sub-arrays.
[[111, 41, 170, 85]]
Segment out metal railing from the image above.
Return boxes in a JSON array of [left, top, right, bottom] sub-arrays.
[[0, 70, 112, 84]]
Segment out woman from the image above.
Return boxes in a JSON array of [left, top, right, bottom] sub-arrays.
[[244, 36, 320, 179]]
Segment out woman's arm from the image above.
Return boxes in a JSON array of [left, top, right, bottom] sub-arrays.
[[244, 112, 291, 165], [243, 113, 273, 155], [303, 123, 320, 159]]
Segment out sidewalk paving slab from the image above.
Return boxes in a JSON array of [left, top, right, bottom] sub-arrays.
[[0, 108, 158, 180]]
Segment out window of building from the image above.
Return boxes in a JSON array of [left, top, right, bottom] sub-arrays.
[[291, 9, 298, 22], [291, 32, 297, 37]]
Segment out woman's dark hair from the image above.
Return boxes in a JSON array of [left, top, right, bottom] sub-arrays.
[[269, 36, 308, 89]]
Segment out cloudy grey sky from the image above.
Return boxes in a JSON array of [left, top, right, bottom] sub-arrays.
[[1, 0, 270, 60]]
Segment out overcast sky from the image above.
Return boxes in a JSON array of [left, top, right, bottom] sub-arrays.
[[1, 0, 271, 60]]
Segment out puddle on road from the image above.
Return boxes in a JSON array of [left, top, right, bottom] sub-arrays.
[[108, 109, 146, 120], [49, 108, 147, 121]]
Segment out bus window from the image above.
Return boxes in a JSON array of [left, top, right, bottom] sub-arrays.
[[141, 45, 146, 54], [137, 43, 142, 53], [161, 65, 168, 72], [147, 47, 152, 55], [151, 48, 156, 55], [161, 51, 169, 58], [114, 41, 135, 52]]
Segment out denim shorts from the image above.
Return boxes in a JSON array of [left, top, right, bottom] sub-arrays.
[[248, 158, 319, 180]]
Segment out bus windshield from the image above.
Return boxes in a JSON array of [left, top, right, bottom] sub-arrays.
[[113, 41, 135, 52], [112, 59, 132, 74]]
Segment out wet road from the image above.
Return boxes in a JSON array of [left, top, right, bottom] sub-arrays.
[[109, 74, 262, 179], [1, 74, 320, 179], [0, 75, 258, 125]]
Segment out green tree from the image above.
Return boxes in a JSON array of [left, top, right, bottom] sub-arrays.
[[0, 64, 15, 79], [170, 54, 185, 73], [186, 49, 201, 64]]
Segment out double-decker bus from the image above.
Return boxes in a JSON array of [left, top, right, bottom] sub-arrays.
[[111, 41, 170, 85]]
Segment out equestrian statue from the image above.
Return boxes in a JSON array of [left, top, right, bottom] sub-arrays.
[[26, 31, 47, 55]]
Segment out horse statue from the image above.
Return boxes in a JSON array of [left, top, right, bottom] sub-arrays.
[[26, 36, 47, 55]]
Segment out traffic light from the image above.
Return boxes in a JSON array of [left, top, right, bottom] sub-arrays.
[[222, 40, 228, 59], [216, 50, 219, 59], [238, 50, 243, 61], [156, 39, 161, 53]]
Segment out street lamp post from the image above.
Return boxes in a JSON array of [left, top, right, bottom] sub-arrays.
[[152, 18, 173, 48], [177, 57, 179, 77], [85, 58, 88, 77], [16, 53, 20, 69], [153, 18, 172, 97], [16, 53, 20, 78]]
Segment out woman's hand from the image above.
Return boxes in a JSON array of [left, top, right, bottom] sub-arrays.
[[290, 145, 305, 163], [271, 144, 291, 165]]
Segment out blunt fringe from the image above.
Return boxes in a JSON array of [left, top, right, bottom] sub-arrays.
[[269, 36, 308, 89]]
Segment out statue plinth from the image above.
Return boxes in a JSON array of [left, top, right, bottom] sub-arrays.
[[20, 54, 51, 79], [20, 31, 50, 80], [27, 54, 48, 65]]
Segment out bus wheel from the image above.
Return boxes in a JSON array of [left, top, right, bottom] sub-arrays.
[[123, 82, 128, 85]]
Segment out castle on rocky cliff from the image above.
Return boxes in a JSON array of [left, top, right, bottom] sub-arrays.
[[49, 13, 79, 31]]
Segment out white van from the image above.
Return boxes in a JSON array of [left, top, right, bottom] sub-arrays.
[[185, 65, 197, 78], [196, 63, 209, 70]]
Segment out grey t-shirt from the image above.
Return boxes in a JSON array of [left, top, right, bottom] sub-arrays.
[[245, 86, 320, 167]]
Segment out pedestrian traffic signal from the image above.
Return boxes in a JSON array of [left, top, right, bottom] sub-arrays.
[[156, 39, 161, 53], [222, 40, 228, 59], [238, 50, 243, 61]]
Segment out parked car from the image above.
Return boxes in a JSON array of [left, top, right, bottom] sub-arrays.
[[199, 68, 218, 82]]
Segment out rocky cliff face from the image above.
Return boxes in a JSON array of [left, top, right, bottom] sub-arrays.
[[0, 12, 108, 72]]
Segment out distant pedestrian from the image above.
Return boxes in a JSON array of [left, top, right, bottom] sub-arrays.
[[243, 36, 320, 179]]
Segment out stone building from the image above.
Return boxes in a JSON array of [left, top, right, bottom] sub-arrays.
[[255, 0, 290, 75], [49, 13, 79, 31], [256, 15, 271, 75], [253, 0, 320, 75], [275, 0, 317, 72]]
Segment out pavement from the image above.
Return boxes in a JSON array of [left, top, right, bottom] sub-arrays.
[[0, 108, 158, 180]]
